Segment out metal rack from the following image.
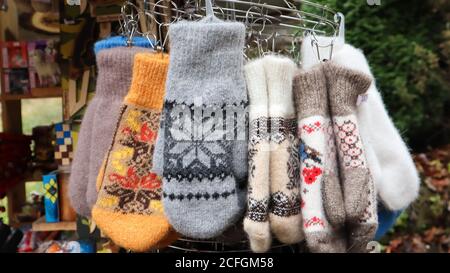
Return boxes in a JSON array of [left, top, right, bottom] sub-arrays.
[[118, 0, 343, 61]]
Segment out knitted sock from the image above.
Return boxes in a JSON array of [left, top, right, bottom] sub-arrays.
[[161, 16, 248, 239], [86, 47, 153, 212], [323, 61, 373, 222], [294, 64, 346, 252], [69, 46, 151, 217], [243, 58, 271, 253], [323, 62, 378, 252], [265, 55, 303, 244], [92, 53, 177, 252]]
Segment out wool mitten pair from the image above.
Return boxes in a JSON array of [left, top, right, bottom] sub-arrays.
[[243, 56, 303, 252], [159, 16, 248, 239], [323, 62, 378, 252], [294, 65, 346, 253], [92, 53, 178, 252], [301, 36, 419, 212], [69, 46, 152, 217]]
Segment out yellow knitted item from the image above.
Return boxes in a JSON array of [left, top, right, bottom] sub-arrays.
[[93, 53, 178, 252], [125, 53, 169, 109]]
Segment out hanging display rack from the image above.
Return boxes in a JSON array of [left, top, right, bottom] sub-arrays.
[[115, 0, 343, 253]]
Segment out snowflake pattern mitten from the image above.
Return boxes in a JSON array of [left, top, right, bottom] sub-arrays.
[[152, 112, 165, 177], [265, 55, 303, 244], [243, 58, 272, 252], [294, 64, 346, 252], [323, 62, 378, 252], [92, 53, 178, 252], [161, 16, 248, 239]]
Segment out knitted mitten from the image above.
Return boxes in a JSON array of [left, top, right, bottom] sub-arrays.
[[69, 101, 96, 217], [347, 180, 378, 253], [323, 61, 373, 221], [85, 47, 153, 212], [161, 16, 248, 239], [69, 46, 151, 217], [293, 64, 346, 252], [322, 117, 346, 227], [92, 53, 178, 252], [323, 62, 378, 252], [265, 55, 303, 244], [243, 58, 271, 253], [152, 118, 165, 177]]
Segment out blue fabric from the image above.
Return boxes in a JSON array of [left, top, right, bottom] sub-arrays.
[[54, 123, 63, 131], [94, 36, 155, 54], [375, 204, 402, 240], [78, 240, 96, 253]]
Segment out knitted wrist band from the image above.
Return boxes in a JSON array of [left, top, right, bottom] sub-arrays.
[[94, 36, 155, 54], [165, 18, 246, 104], [293, 64, 328, 119], [323, 61, 372, 114], [125, 53, 169, 109]]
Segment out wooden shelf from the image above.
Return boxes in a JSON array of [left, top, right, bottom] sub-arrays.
[[1, 87, 62, 101], [32, 216, 76, 232]]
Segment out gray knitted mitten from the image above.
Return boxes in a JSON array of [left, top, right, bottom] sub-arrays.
[[161, 16, 248, 239]]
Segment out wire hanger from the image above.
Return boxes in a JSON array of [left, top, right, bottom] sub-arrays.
[[308, 5, 338, 62], [119, 1, 141, 47]]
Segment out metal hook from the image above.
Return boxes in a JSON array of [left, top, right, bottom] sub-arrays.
[[150, 0, 181, 53]]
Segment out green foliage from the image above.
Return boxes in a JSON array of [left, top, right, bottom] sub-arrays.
[[303, 0, 450, 149], [21, 98, 63, 135]]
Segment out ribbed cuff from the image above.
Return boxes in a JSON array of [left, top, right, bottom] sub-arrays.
[[165, 18, 246, 104], [95, 47, 153, 98], [293, 63, 328, 118], [323, 61, 372, 107], [264, 55, 297, 96], [94, 36, 155, 54], [245, 58, 268, 107], [264, 55, 297, 117], [169, 18, 245, 62], [125, 53, 169, 110]]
